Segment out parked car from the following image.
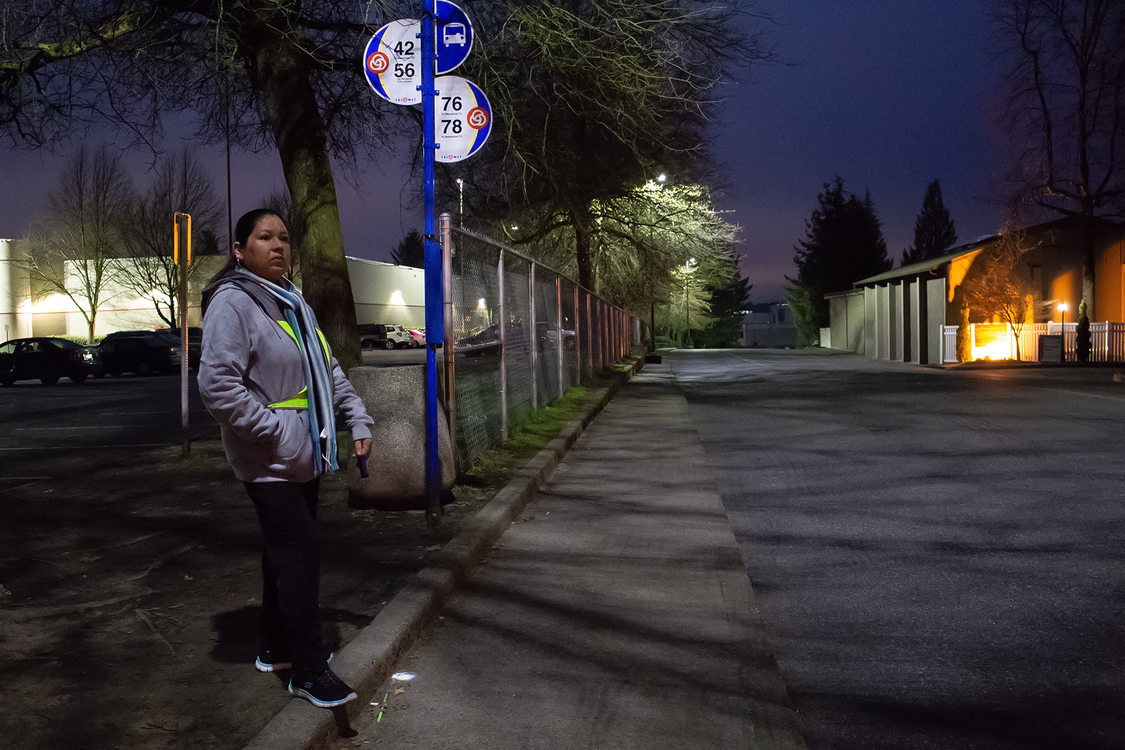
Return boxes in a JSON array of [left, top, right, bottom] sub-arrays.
[[166, 326, 202, 370], [359, 323, 416, 350], [84, 345, 106, 377], [0, 337, 97, 385], [407, 328, 426, 348], [536, 322, 577, 351], [96, 331, 182, 376], [454, 322, 529, 357]]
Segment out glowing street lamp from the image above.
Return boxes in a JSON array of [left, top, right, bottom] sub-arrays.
[[456, 178, 464, 227], [1058, 301, 1068, 325], [683, 257, 697, 348]]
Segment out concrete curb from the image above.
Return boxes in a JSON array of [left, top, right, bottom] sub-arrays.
[[245, 357, 642, 750]]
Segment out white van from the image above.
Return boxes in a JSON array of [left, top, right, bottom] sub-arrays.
[[358, 324, 417, 350]]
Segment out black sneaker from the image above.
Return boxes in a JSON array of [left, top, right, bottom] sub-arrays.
[[288, 668, 357, 708], [255, 649, 293, 673]]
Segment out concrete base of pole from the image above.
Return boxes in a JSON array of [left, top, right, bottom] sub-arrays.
[[345, 365, 456, 512]]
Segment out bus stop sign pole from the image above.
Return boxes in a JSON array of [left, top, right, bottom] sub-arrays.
[[173, 212, 192, 457], [422, 1, 443, 529]]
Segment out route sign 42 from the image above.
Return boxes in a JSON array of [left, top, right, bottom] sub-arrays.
[[363, 19, 422, 105]]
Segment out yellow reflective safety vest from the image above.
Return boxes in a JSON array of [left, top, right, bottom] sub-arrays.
[[268, 320, 332, 410]]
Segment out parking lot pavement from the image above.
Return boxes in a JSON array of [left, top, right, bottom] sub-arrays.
[[0, 374, 216, 491], [359, 347, 426, 366]]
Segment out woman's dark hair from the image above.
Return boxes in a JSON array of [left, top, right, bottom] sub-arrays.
[[206, 208, 287, 286], [234, 208, 286, 248]]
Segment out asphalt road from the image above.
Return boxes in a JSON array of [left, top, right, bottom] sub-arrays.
[[668, 348, 1125, 749]]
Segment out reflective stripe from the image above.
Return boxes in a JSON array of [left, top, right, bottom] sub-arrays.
[[270, 318, 329, 409], [278, 319, 330, 365], [278, 320, 300, 346], [269, 386, 308, 409]]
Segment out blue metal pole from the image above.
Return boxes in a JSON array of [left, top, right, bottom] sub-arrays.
[[422, 1, 442, 527]]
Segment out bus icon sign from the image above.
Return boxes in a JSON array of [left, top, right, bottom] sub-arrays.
[[443, 23, 467, 47], [435, 1, 473, 74]]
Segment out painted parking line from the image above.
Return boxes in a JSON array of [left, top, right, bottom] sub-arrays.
[[0, 443, 174, 450], [10, 426, 110, 431]]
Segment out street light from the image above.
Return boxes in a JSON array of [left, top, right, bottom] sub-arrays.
[[683, 257, 697, 348], [647, 173, 668, 353], [456, 178, 464, 228]]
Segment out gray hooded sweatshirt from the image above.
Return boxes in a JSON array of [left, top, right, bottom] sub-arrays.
[[198, 274, 373, 483]]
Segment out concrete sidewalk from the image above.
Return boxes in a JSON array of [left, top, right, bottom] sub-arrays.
[[329, 364, 805, 749]]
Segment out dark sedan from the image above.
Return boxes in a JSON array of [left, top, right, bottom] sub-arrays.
[[454, 322, 530, 357], [0, 337, 98, 385], [96, 331, 182, 376], [167, 327, 202, 370]]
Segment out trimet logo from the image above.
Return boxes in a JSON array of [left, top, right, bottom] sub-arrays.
[[367, 52, 389, 75]]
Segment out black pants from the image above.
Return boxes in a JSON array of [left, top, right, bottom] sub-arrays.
[[244, 478, 326, 675]]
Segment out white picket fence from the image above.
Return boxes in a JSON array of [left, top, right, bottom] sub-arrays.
[[940, 322, 1125, 363]]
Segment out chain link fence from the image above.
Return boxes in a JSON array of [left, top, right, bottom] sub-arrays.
[[441, 215, 639, 468]]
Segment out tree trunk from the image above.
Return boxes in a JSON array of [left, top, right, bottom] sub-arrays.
[[237, 5, 360, 368], [569, 201, 595, 292], [1081, 214, 1096, 319]]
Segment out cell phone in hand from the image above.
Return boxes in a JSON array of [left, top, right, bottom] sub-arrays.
[[357, 455, 368, 478]]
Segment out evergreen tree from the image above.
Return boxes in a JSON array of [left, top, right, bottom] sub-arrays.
[[902, 180, 957, 265], [391, 230, 425, 269], [787, 177, 890, 337], [699, 253, 752, 348]]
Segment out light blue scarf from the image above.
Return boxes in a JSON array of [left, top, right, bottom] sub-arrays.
[[238, 269, 338, 473]]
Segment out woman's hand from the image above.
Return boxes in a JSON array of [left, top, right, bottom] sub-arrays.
[[353, 438, 372, 458]]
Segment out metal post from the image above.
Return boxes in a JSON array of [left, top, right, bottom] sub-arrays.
[[574, 285, 581, 384], [174, 212, 191, 457], [422, 1, 442, 528], [589, 292, 598, 377], [440, 213, 456, 465], [498, 249, 508, 440], [599, 299, 606, 370], [556, 276, 564, 399], [529, 262, 537, 410], [614, 307, 620, 359]]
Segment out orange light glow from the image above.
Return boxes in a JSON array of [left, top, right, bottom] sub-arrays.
[[972, 323, 1012, 361]]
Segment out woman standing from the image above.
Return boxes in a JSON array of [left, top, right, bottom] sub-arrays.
[[198, 209, 373, 708]]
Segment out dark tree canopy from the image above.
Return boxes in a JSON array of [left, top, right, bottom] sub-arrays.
[[902, 179, 957, 265], [2, 0, 770, 357], [787, 176, 890, 337], [456, 0, 772, 292], [997, 0, 1125, 315], [0, 0, 410, 366]]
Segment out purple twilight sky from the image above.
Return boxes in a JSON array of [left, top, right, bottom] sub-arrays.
[[0, 1, 1012, 304]]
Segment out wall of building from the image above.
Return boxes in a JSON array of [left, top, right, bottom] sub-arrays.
[[0, 252, 427, 343], [348, 259, 426, 327], [926, 277, 946, 364], [0, 239, 31, 342], [1095, 237, 1124, 321]]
